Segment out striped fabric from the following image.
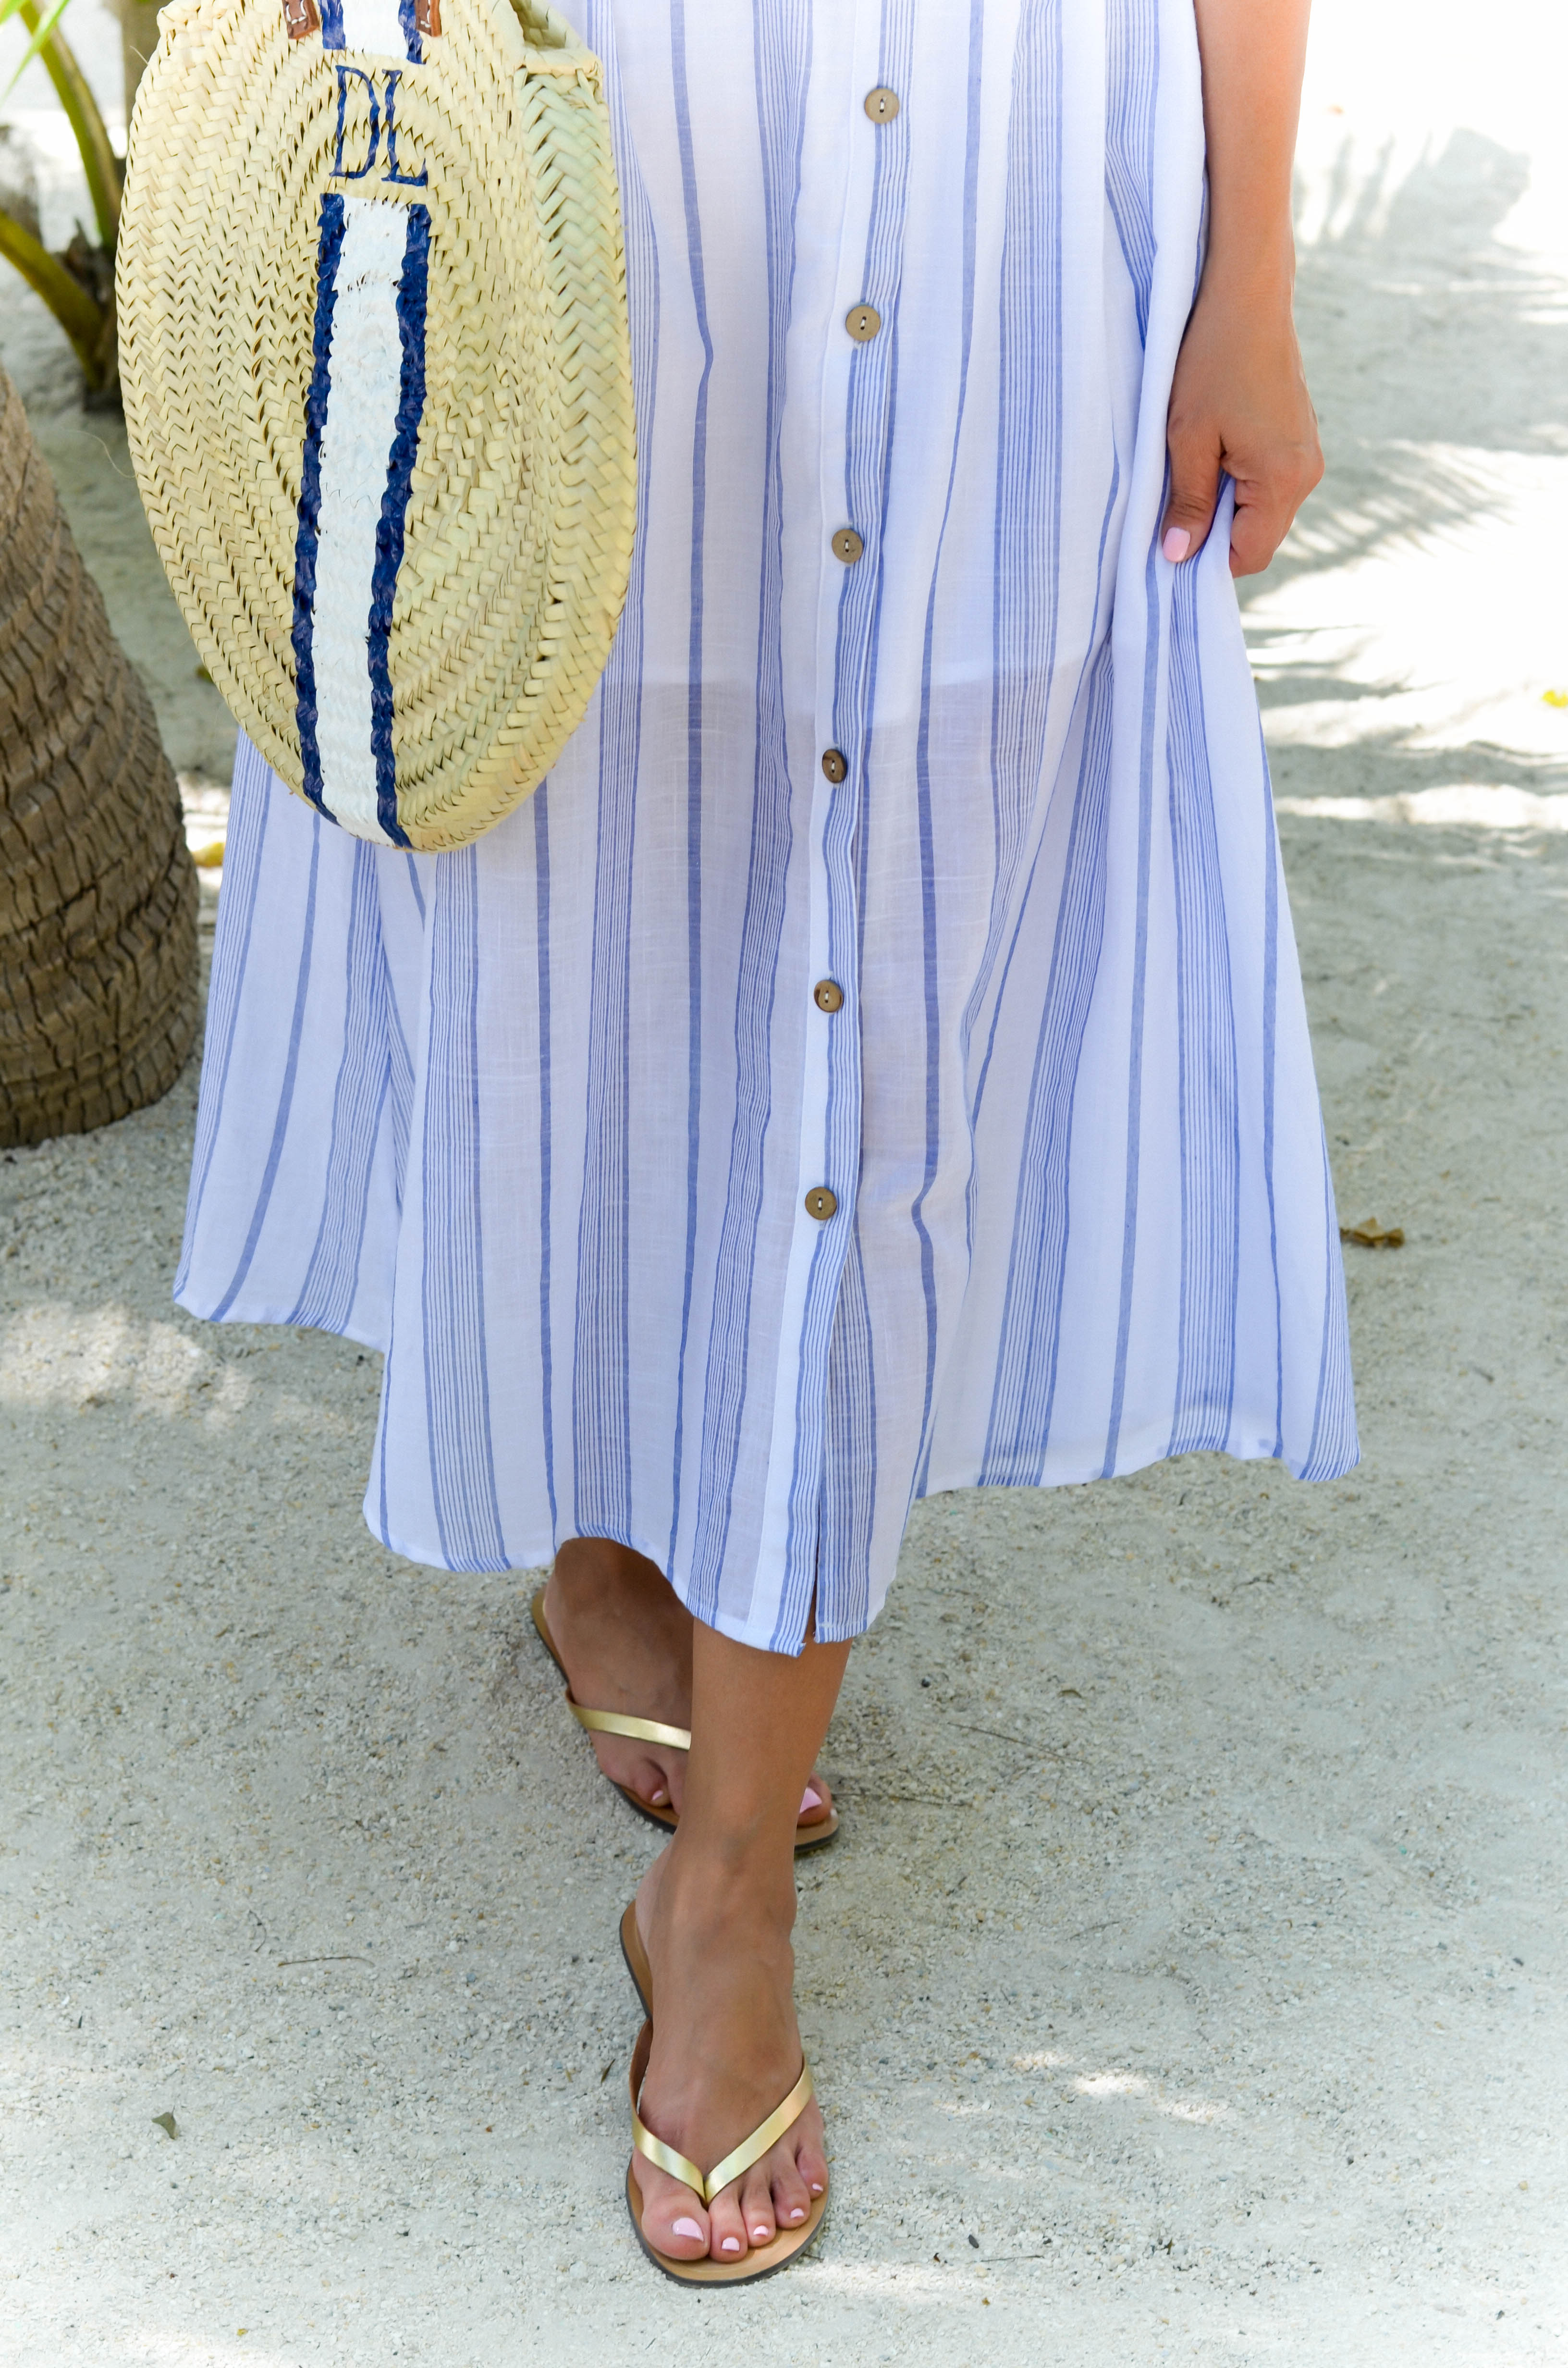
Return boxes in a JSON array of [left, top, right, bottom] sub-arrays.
[[178, 0, 1357, 1653], [293, 0, 428, 843]]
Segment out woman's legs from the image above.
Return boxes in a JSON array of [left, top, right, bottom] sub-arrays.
[[629, 1618, 851, 2262], [543, 1539, 833, 1826]]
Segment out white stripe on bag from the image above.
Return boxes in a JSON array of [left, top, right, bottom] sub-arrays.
[[310, 197, 413, 847]]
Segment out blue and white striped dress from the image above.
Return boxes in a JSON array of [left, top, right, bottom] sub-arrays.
[[177, 0, 1357, 1651]]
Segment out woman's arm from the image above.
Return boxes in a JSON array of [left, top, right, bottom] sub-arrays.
[[1162, 0, 1322, 577]]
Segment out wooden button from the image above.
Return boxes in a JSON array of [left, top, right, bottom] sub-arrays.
[[845, 303, 882, 343], [864, 86, 900, 123], [805, 1186, 839, 1221], [821, 748, 848, 783], [813, 979, 845, 1013], [831, 527, 864, 564]]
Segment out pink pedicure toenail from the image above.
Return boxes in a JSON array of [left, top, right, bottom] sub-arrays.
[[809, 2182, 823, 2194], [800, 1786, 821, 1811], [672, 2217, 703, 2241], [649, 1788, 668, 1805], [721, 2236, 742, 2253], [787, 2207, 805, 2222], [752, 2224, 771, 2240]]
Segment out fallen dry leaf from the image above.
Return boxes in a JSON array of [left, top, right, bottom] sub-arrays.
[[151, 2111, 178, 2139], [1341, 1221, 1405, 1249]]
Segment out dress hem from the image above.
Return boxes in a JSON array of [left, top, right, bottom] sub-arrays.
[[178, 1280, 1356, 1640]]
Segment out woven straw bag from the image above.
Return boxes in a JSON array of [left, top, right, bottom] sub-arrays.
[[118, 0, 636, 851]]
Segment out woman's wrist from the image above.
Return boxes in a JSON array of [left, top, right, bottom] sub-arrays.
[[1199, 225, 1298, 313]]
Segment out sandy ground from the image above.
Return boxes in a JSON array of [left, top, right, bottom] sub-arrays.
[[2, 3, 1567, 2361]]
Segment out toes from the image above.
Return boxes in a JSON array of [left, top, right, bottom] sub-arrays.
[[706, 2182, 750, 2262], [797, 1770, 832, 1825], [794, 2113, 829, 2202], [739, 2163, 776, 2250], [592, 1741, 677, 1812], [588, 1735, 634, 1790], [770, 2140, 812, 2229], [634, 2159, 709, 2260]]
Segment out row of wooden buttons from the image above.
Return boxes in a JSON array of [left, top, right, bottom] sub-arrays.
[[841, 104, 896, 529], [806, 90, 898, 1226]]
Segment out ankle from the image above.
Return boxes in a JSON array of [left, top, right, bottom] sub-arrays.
[[656, 1833, 796, 1937]]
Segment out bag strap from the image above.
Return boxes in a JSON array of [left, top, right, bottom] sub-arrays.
[[285, 0, 441, 41]]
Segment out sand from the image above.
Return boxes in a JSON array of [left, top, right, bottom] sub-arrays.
[[1, 2, 1565, 2360]]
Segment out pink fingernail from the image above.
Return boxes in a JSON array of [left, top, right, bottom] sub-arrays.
[[721, 2236, 742, 2253], [1163, 527, 1191, 563], [673, 2216, 704, 2241], [800, 1786, 821, 1812]]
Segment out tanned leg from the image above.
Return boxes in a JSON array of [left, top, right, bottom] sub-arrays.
[[628, 1620, 850, 2262]]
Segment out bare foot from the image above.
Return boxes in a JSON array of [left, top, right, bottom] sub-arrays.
[[627, 1840, 828, 2263], [542, 1541, 833, 1833]]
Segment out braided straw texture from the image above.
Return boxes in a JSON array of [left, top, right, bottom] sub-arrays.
[[117, 0, 636, 851], [0, 365, 199, 1149]]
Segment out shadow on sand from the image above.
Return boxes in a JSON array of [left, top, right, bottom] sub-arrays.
[[1270, 126, 1568, 591], [1246, 127, 1568, 806]]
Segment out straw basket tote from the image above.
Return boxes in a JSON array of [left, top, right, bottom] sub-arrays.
[[118, 0, 636, 851]]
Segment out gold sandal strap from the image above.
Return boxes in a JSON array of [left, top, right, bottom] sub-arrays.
[[701, 2061, 814, 2201], [529, 1584, 566, 1676], [632, 2115, 708, 2194], [567, 1695, 691, 1752], [628, 2023, 707, 2195], [533, 1588, 692, 1752], [627, 2024, 815, 2206]]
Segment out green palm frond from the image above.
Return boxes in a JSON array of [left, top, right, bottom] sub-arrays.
[[0, 199, 102, 354], [0, 0, 122, 391], [2, 0, 74, 102], [1, 0, 121, 245]]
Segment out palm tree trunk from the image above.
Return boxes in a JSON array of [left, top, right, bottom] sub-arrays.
[[115, 0, 162, 126], [0, 362, 198, 1147]]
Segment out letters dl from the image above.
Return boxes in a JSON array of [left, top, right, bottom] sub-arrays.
[[331, 66, 427, 186]]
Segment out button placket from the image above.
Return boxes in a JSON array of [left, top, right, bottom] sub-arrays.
[[810, 38, 915, 1268], [775, 23, 915, 1598], [793, 60, 868, 1292], [751, 7, 897, 1638]]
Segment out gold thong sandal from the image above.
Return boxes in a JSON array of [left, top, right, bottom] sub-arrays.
[[620, 1898, 653, 2020], [625, 2018, 828, 2284], [529, 1584, 839, 1851]]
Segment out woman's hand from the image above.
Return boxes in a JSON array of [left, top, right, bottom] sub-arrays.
[[1161, 276, 1323, 577], [1167, 0, 1320, 577]]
